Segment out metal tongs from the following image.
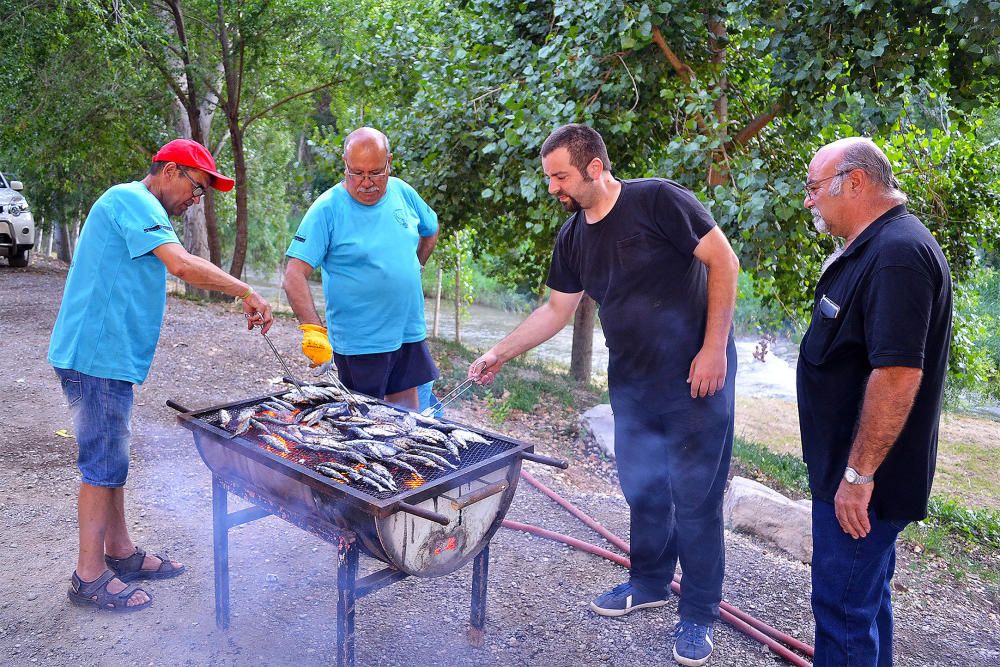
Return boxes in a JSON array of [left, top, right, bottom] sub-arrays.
[[422, 361, 486, 416], [247, 315, 307, 400]]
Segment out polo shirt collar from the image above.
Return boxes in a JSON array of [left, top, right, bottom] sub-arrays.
[[839, 204, 909, 260]]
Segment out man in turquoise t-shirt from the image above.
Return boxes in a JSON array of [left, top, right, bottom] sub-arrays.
[[48, 139, 274, 612], [284, 127, 439, 409]]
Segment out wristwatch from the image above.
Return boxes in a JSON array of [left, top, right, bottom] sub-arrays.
[[844, 466, 875, 485]]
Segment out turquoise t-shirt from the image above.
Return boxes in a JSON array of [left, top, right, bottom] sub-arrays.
[[48, 182, 180, 384], [286, 178, 438, 355]]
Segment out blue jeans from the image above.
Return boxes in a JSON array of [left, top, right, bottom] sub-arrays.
[[54, 367, 134, 487], [610, 386, 734, 625], [811, 500, 909, 667]]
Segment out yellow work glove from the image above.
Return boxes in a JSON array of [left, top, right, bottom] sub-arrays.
[[299, 324, 333, 365]]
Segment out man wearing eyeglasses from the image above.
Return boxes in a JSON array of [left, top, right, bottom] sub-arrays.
[[48, 138, 274, 613], [284, 127, 439, 409], [797, 138, 952, 666]]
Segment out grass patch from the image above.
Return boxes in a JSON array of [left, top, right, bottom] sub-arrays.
[[427, 336, 599, 425], [732, 437, 811, 497]]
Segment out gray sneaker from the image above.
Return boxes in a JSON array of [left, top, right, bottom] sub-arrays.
[[590, 582, 669, 617]]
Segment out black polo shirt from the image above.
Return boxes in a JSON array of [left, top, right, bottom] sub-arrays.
[[796, 205, 952, 521], [546, 178, 735, 406]]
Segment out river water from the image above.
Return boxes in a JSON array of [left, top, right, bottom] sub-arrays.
[[249, 273, 799, 401]]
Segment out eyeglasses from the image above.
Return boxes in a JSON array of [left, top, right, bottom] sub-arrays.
[[345, 161, 390, 181], [178, 166, 206, 198], [804, 171, 847, 200]]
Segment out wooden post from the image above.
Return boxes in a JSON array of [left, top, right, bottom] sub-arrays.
[[433, 268, 442, 338], [570, 295, 596, 382], [454, 255, 462, 344]]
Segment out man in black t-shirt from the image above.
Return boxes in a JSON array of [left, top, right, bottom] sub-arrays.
[[469, 124, 739, 667], [797, 137, 952, 667]]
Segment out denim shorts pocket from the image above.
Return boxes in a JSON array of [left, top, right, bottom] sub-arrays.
[[57, 369, 84, 407]]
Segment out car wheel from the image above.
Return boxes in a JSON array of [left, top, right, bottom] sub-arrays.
[[9, 248, 29, 267]]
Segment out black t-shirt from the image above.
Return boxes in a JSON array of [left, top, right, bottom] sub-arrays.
[[796, 205, 952, 521], [547, 178, 730, 403]]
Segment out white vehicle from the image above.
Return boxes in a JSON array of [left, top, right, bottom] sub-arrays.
[[0, 171, 35, 267]]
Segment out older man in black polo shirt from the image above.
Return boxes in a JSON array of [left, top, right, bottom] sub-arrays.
[[797, 137, 952, 666]]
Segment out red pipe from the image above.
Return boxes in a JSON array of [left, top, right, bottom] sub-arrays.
[[520, 470, 813, 657], [511, 470, 814, 663], [501, 518, 812, 667]]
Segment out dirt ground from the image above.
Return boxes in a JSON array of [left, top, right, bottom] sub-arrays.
[[1, 256, 999, 666]]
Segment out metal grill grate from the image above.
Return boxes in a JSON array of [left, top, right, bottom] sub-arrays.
[[190, 393, 521, 500]]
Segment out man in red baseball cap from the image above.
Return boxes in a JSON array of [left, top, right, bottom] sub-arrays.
[[48, 137, 272, 612]]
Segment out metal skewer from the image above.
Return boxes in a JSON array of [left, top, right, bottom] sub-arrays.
[[422, 361, 486, 416], [246, 316, 307, 399]]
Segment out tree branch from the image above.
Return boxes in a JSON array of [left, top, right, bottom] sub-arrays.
[[242, 78, 346, 131], [651, 26, 695, 83], [728, 102, 783, 149]]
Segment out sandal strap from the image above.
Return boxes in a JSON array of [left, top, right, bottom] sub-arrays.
[[105, 547, 146, 573], [73, 569, 118, 596]]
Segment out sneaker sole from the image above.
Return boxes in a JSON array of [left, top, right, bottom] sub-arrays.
[[589, 598, 668, 617], [673, 644, 712, 666]]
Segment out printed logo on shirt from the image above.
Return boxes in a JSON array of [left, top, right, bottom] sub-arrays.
[[143, 223, 174, 233], [394, 210, 411, 229], [294, 234, 306, 243]]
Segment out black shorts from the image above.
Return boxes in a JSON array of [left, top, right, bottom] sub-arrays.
[[333, 340, 439, 399]]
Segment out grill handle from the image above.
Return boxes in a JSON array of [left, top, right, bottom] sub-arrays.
[[396, 502, 451, 526], [520, 451, 569, 469], [166, 399, 191, 413], [450, 480, 509, 511]]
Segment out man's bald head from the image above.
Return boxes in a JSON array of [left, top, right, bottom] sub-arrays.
[[342, 127, 393, 206], [813, 137, 906, 204], [344, 127, 391, 157]]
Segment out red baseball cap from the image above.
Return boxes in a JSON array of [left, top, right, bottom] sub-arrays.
[[152, 139, 235, 192]]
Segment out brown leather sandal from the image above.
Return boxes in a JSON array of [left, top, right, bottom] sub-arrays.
[[68, 570, 152, 613], [105, 547, 185, 582]]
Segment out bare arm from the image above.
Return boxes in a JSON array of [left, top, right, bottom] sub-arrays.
[[417, 231, 438, 267], [688, 226, 739, 397], [153, 242, 273, 333], [282, 257, 323, 326], [835, 366, 923, 538], [470, 288, 584, 384]]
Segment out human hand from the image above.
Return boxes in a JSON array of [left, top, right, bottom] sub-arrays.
[[299, 324, 332, 365], [834, 478, 873, 539], [687, 344, 727, 398], [469, 352, 501, 385], [242, 292, 274, 334]]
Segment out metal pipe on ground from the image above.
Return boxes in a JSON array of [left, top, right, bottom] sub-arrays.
[[508, 470, 814, 666]]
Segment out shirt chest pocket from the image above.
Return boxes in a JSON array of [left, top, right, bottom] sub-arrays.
[[801, 294, 847, 364], [615, 233, 654, 270]]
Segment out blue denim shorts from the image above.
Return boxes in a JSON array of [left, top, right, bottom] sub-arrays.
[[54, 368, 134, 487]]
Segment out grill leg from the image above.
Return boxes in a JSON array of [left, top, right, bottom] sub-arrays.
[[212, 475, 231, 630], [467, 544, 490, 647], [337, 535, 358, 667]]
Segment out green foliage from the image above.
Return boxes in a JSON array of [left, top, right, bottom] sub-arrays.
[[945, 268, 1000, 405], [352, 0, 1000, 326]]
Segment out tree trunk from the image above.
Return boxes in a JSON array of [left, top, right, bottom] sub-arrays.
[[570, 295, 595, 382], [707, 17, 729, 187], [433, 268, 442, 338], [454, 255, 462, 344], [227, 125, 249, 279], [54, 220, 72, 263]]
